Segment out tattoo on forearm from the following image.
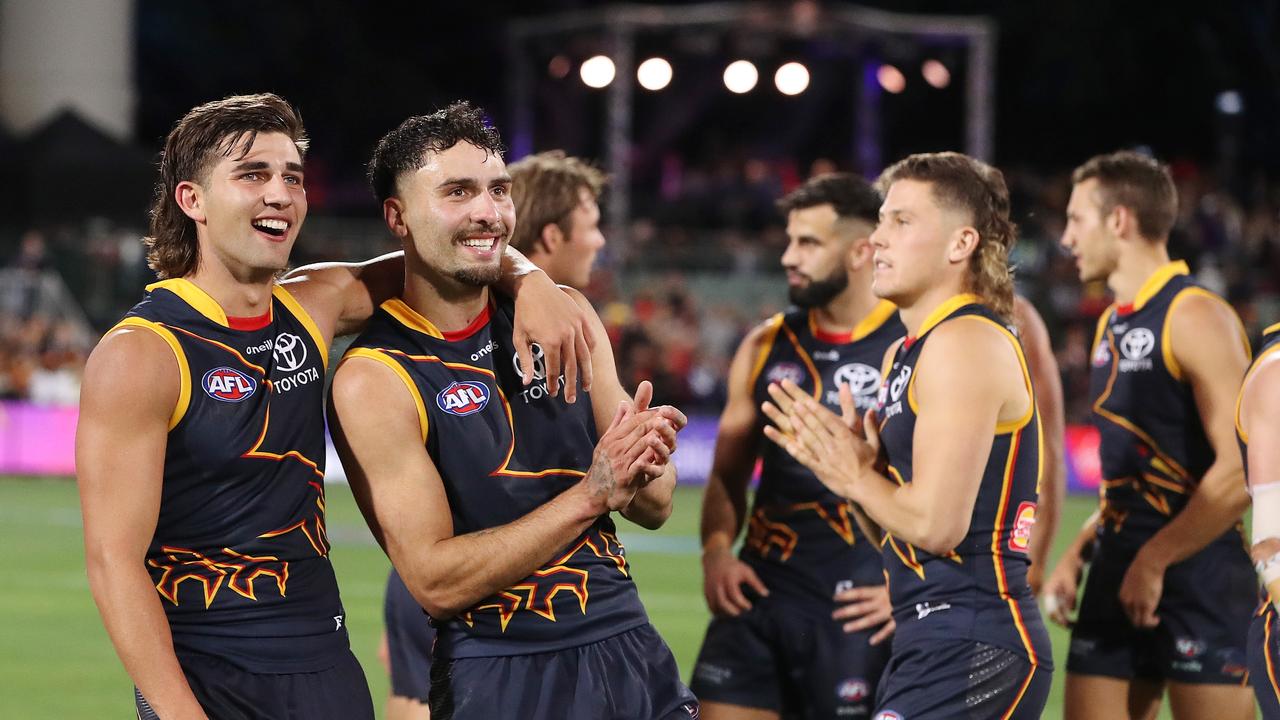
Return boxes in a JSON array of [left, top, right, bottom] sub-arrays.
[[588, 451, 616, 499]]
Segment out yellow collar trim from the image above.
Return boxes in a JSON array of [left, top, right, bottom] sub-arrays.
[[1131, 260, 1190, 312], [382, 298, 444, 339], [808, 300, 898, 343], [145, 278, 232, 327], [914, 293, 983, 339]]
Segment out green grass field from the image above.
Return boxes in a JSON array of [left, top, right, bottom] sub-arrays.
[[0, 477, 1187, 718]]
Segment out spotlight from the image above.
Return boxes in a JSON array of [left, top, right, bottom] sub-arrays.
[[580, 55, 616, 89], [637, 57, 673, 91], [774, 62, 810, 96], [1216, 90, 1243, 115], [723, 60, 759, 94], [921, 59, 950, 89], [548, 55, 571, 80], [877, 64, 906, 94]]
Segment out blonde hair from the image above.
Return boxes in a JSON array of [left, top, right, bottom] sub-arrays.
[[507, 151, 606, 253], [876, 152, 1017, 319]]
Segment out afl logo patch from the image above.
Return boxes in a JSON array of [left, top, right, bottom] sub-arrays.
[[766, 361, 806, 385], [436, 381, 490, 416], [202, 367, 257, 402], [836, 678, 869, 702]]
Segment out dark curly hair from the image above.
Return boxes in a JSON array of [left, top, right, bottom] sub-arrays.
[[368, 101, 505, 204], [144, 93, 308, 279], [1072, 150, 1177, 240], [876, 152, 1017, 320], [776, 172, 881, 226]]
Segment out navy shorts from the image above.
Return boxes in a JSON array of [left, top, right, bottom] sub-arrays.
[[1067, 538, 1254, 684], [1249, 606, 1280, 718], [428, 623, 698, 720], [135, 648, 373, 719], [384, 568, 435, 702], [873, 639, 1049, 720], [689, 592, 889, 718]]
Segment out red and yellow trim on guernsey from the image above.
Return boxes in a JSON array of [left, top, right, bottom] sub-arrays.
[[970, 313, 1043, 670], [145, 278, 236, 327], [107, 317, 191, 430], [807, 299, 897, 344], [1236, 320, 1280, 445]]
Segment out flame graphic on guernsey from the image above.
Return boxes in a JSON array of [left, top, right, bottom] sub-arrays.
[[460, 529, 629, 632], [148, 483, 329, 607]]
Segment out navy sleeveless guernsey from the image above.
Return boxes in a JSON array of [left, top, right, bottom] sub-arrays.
[[744, 301, 903, 606], [115, 278, 347, 673], [342, 295, 649, 659], [874, 294, 1051, 667]]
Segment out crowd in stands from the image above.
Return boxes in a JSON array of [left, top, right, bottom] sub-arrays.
[[6, 158, 1279, 424]]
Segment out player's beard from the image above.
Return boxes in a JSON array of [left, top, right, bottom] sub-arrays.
[[788, 266, 849, 308], [449, 222, 508, 287]]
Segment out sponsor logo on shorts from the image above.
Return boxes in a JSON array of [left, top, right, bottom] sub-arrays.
[[915, 601, 951, 620], [681, 701, 701, 718], [692, 663, 732, 685], [334, 613, 345, 631], [837, 677, 869, 702], [1175, 637, 1206, 658], [436, 381, 490, 416], [1008, 501, 1036, 553], [766, 361, 806, 385], [873, 711, 903, 720], [1171, 660, 1203, 673], [1069, 638, 1097, 655], [202, 367, 257, 402]]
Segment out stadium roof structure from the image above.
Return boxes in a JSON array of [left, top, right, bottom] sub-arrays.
[[507, 2, 996, 238]]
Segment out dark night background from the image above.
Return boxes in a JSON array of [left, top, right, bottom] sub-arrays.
[[127, 0, 1280, 217]]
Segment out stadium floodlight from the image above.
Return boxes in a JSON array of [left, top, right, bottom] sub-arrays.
[[723, 60, 759, 94], [637, 57, 673, 91], [1216, 90, 1243, 115], [580, 55, 616, 88], [548, 55, 571, 79], [774, 62, 810, 96], [922, 59, 950, 89], [877, 63, 906, 94]]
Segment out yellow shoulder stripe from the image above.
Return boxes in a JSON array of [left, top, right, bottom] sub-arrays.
[[1162, 287, 1249, 382], [747, 314, 785, 386], [273, 284, 330, 370], [110, 317, 191, 430], [1238, 341, 1280, 446], [341, 348, 429, 443], [145, 278, 229, 327]]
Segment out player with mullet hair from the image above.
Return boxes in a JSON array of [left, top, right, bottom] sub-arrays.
[[1045, 151, 1255, 720], [329, 102, 698, 720], [764, 152, 1052, 719], [689, 173, 900, 720], [76, 93, 592, 719]]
